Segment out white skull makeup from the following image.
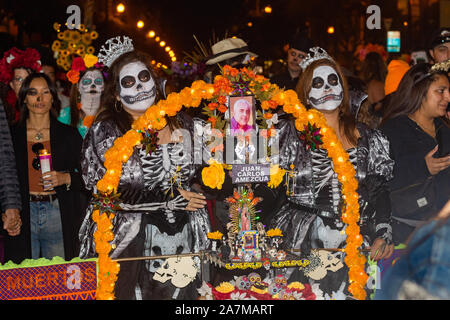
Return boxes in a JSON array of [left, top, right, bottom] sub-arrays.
[[79, 70, 104, 116], [119, 61, 156, 111], [308, 66, 343, 111]]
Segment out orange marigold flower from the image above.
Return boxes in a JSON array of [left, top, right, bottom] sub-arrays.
[[67, 70, 80, 84], [208, 102, 218, 111], [217, 95, 227, 105], [263, 112, 273, 119], [218, 104, 228, 113]]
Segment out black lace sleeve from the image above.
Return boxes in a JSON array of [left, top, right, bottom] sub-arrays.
[[81, 120, 120, 192], [366, 128, 394, 243]]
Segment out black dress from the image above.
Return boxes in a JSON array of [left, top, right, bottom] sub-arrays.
[[269, 116, 394, 299], [78, 112, 211, 300], [380, 115, 450, 244]]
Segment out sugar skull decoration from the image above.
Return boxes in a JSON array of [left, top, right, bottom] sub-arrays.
[[248, 272, 261, 285], [268, 282, 282, 296], [274, 274, 287, 287], [277, 288, 295, 300], [262, 258, 271, 270], [235, 276, 251, 291], [118, 61, 156, 111]]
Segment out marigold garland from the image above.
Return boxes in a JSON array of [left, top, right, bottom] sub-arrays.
[[93, 65, 367, 300]]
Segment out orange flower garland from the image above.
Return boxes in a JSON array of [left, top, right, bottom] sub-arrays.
[[92, 209, 120, 300], [93, 65, 368, 300]]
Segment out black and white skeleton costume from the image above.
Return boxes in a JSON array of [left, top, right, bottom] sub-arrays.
[[269, 115, 394, 299], [78, 112, 211, 300]]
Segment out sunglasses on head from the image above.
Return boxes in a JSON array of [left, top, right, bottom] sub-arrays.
[[31, 142, 44, 170]]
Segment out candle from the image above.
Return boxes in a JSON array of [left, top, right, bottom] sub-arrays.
[[39, 149, 53, 190]]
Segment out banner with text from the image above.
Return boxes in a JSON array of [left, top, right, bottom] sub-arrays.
[[0, 258, 97, 300], [232, 164, 270, 184]]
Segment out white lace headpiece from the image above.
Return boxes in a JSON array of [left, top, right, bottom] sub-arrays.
[[97, 36, 134, 68], [299, 47, 335, 71]]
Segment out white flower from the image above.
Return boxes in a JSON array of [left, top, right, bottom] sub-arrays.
[[311, 283, 325, 300], [230, 291, 256, 300], [197, 281, 212, 297], [6, 54, 15, 64], [266, 113, 279, 128]]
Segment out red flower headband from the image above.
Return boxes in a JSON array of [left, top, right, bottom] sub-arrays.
[[0, 47, 43, 84], [66, 54, 105, 84]]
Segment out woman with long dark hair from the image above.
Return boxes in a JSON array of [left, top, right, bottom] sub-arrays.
[[380, 62, 450, 245], [7, 73, 84, 263], [78, 37, 211, 300], [269, 48, 395, 299], [360, 52, 387, 110]]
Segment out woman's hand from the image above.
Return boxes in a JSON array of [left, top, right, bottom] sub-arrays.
[[178, 188, 207, 212], [425, 146, 450, 175], [370, 238, 394, 261], [435, 200, 450, 220], [40, 171, 71, 191], [2, 208, 21, 236]]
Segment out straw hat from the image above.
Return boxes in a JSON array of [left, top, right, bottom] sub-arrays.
[[206, 38, 257, 65]]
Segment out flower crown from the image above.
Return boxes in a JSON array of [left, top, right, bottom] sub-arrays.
[[299, 47, 334, 71], [354, 43, 387, 62], [414, 59, 450, 85], [430, 59, 450, 73], [66, 54, 105, 84], [0, 47, 42, 84]]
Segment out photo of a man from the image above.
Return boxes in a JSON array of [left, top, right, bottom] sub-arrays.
[[229, 96, 255, 135]]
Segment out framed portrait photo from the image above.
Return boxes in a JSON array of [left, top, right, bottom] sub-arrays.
[[227, 95, 256, 136]]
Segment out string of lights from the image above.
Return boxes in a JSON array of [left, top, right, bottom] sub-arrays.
[[115, 2, 177, 68]]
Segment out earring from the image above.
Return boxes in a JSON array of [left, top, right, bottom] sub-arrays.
[[114, 100, 123, 112]]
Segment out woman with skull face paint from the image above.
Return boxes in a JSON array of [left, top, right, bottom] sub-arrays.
[[269, 48, 395, 299], [58, 56, 105, 138], [78, 43, 211, 300]]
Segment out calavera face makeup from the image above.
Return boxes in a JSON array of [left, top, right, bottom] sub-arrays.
[[79, 69, 104, 116], [118, 61, 156, 111], [308, 65, 343, 111]]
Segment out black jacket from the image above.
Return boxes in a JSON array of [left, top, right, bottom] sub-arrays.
[[6, 115, 86, 263], [0, 100, 21, 214], [270, 70, 299, 91], [380, 115, 450, 211]]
